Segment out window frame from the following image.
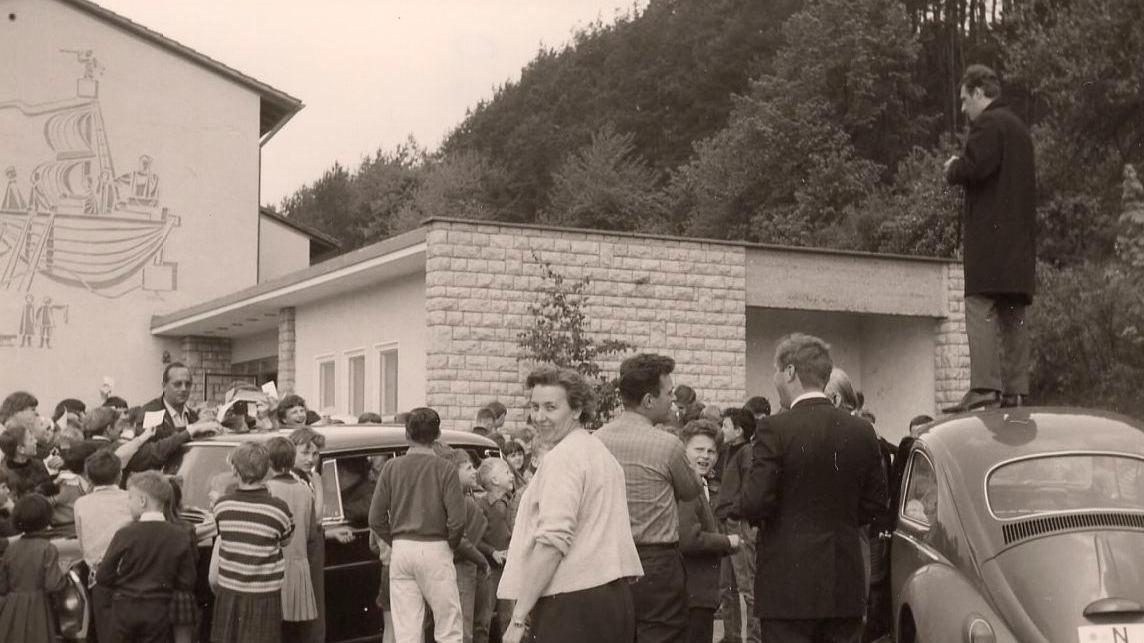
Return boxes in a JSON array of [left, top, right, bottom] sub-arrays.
[[983, 450, 1144, 521], [315, 354, 336, 413], [374, 342, 399, 418], [899, 449, 938, 529], [345, 348, 367, 418]]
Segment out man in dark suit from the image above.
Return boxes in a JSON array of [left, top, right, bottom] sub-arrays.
[[734, 334, 888, 643], [128, 362, 213, 473], [943, 64, 1037, 412]]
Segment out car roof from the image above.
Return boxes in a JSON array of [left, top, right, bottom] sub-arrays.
[[186, 423, 498, 453], [910, 407, 1144, 557], [915, 407, 1144, 468]]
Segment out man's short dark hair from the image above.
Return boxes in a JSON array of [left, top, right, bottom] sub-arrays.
[[162, 362, 190, 385], [743, 396, 771, 417], [618, 353, 675, 406], [774, 334, 833, 390], [85, 449, 122, 486], [722, 407, 758, 442], [357, 412, 383, 424], [961, 64, 1001, 99], [102, 396, 129, 410], [405, 407, 441, 445], [0, 391, 38, 425], [52, 398, 85, 422]]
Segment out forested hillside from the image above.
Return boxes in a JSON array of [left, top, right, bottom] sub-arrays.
[[274, 0, 1144, 414]]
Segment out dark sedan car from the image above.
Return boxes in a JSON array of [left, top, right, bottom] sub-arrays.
[[892, 408, 1144, 643], [58, 424, 499, 643]]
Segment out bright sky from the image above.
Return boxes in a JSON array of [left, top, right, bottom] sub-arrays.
[[94, 0, 645, 206]]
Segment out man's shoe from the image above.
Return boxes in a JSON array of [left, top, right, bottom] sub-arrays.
[[942, 389, 1001, 413], [1001, 394, 1026, 408]]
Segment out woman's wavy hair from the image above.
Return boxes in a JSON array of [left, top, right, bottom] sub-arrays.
[[524, 366, 597, 426]]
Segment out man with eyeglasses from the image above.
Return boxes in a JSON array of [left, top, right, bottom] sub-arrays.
[[127, 362, 217, 473]]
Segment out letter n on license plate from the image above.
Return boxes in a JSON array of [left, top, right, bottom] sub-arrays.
[[1079, 625, 1144, 643]]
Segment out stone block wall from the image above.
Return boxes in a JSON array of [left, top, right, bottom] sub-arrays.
[[934, 263, 970, 407], [277, 307, 296, 394], [424, 220, 748, 432], [180, 335, 233, 403]]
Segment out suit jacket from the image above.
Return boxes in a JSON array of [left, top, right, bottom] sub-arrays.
[[736, 397, 888, 619], [679, 488, 734, 609], [125, 397, 199, 473], [946, 99, 1036, 301]]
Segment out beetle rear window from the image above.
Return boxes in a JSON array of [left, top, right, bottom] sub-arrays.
[[987, 454, 1144, 519]]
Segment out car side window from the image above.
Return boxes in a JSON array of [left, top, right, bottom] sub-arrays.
[[902, 451, 938, 526], [320, 458, 344, 524]]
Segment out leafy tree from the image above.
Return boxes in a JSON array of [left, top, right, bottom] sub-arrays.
[[676, 0, 923, 245], [517, 260, 636, 429], [540, 125, 668, 232], [389, 151, 513, 234]]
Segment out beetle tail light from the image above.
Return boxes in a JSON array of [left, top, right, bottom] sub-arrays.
[[965, 616, 996, 643]]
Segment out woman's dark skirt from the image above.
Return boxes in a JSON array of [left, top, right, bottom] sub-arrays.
[[211, 587, 282, 643], [530, 579, 634, 643]]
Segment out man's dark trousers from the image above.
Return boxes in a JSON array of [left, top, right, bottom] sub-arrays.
[[760, 618, 862, 643], [965, 294, 1030, 395], [631, 544, 688, 643]]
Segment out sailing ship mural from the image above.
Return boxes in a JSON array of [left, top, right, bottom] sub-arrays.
[[0, 49, 180, 302]]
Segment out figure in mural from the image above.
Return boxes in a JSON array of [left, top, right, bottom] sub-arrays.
[[19, 294, 36, 347], [62, 49, 103, 79], [2, 167, 26, 212], [35, 296, 67, 348], [116, 154, 160, 207], [0, 50, 180, 299]]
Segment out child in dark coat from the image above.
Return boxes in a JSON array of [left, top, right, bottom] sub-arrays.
[[0, 493, 67, 643], [97, 471, 197, 643]]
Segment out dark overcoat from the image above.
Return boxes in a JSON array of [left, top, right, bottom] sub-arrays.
[[735, 397, 888, 620], [946, 99, 1037, 302]]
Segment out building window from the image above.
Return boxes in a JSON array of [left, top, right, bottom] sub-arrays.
[[378, 345, 398, 416], [318, 358, 335, 411], [348, 352, 366, 417]]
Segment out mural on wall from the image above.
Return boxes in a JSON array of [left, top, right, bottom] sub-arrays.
[[0, 49, 180, 301], [0, 50, 180, 349]]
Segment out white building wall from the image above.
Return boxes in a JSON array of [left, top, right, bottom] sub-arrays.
[[258, 216, 311, 282], [294, 272, 427, 417], [0, 0, 263, 406], [231, 329, 277, 364], [746, 307, 936, 443]]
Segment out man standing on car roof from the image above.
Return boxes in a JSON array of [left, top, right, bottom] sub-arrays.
[[942, 64, 1037, 414]]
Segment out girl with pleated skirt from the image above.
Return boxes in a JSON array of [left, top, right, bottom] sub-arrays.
[[266, 437, 319, 643]]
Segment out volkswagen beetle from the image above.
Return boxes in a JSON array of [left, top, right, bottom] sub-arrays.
[[892, 408, 1144, 643]]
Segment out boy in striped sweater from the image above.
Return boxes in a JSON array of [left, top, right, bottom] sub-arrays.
[[211, 442, 294, 643]]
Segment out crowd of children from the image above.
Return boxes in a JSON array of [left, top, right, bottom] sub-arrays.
[[0, 386, 531, 643]]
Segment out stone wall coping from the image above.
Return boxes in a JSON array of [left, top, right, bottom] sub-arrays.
[[422, 217, 959, 266]]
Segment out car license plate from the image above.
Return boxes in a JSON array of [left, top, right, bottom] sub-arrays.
[[1079, 625, 1144, 643]]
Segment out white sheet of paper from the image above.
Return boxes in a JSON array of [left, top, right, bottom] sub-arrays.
[[261, 381, 279, 400], [142, 410, 165, 429]]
